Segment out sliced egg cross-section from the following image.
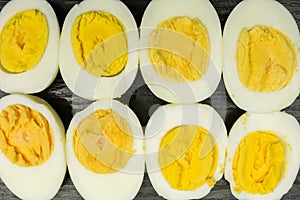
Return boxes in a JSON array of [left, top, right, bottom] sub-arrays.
[[145, 104, 227, 199], [225, 112, 300, 200], [0, 94, 66, 199], [140, 0, 222, 103], [223, 0, 300, 113], [60, 0, 139, 100], [66, 100, 144, 200], [0, 0, 59, 94]]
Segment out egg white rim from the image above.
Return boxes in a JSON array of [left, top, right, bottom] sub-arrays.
[[223, 0, 300, 113], [59, 0, 139, 100], [224, 112, 300, 200], [145, 103, 227, 199], [0, 94, 66, 199], [66, 99, 144, 200], [140, 0, 222, 103], [0, 0, 59, 94]]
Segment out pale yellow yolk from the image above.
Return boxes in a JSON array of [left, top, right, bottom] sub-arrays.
[[236, 26, 297, 92], [73, 109, 135, 174], [233, 131, 285, 194], [71, 11, 128, 77], [0, 9, 48, 73], [148, 16, 210, 82], [158, 125, 218, 190], [0, 104, 54, 166]]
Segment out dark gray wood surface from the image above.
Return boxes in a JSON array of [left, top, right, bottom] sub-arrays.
[[0, 0, 299, 199]]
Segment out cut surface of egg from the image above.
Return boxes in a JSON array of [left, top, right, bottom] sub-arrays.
[[0, 0, 59, 94], [60, 0, 139, 100], [140, 0, 222, 103], [0, 94, 66, 199], [145, 104, 227, 199], [223, 0, 300, 113], [225, 112, 300, 200], [66, 100, 144, 200]]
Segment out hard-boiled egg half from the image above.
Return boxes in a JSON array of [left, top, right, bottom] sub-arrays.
[[140, 0, 222, 103], [60, 0, 139, 100], [0, 0, 59, 94], [223, 0, 300, 113], [66, 100, 144, 200], [145, 104, 227, 199], [0, 94, 66, 199], [225, 112, 300, 199]]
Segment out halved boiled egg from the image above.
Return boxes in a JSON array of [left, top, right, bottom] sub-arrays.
[[140, 0, 222, 103], [0, 94, 66, 199], [0, 0, 59, 94], [60, 0, 139, 100], [145, 104, 227, 199], [66, 99, 144, 199], [225, 112, 300, 199], [223, 0, 300, 113]]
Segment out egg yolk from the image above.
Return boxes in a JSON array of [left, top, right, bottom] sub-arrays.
[[71, 11, 128, 77], [158, 125, 218, 190], [0, 104, 54, 166], [233, 131, 285, 194], [236, 26, 297, 92], [73, 109, 135, 174], [148, 16, 210, 82], [0, 9, 48, 73]]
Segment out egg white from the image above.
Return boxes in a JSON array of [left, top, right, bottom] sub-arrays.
[[0, 0, 59, 94], [145, 104, 227, 199], [66, 99, 144, 200], [225, 112, 300, 200], [0, 94, 66, 199], [140, 0, 222, 103], [59, 0, 139, 100], [223, 0, 300, 113]]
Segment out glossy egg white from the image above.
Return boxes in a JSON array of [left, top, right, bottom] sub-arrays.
[[66, 100, 144, 200], [0, 0, 59, 94], [223, 0, 300, 113], [140, 0, 222, 103], [0, 94, 66, 199], [59, 0, 139, 100], [145, 104, 227, 199], [225, 112, 300, 200]]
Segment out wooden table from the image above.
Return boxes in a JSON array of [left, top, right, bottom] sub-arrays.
[[0, 0, 299, 199]]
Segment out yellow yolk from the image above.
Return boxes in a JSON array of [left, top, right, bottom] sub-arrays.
[[159, 125, 218, 190], [73, 109, 135, 174], [71, 11, 128, 77], [0, 9, 48, 73], [236, 26, 297, 92], [148, 16, 210, 82], [0, 104, 54, 166], [233, 131, 285, 194]]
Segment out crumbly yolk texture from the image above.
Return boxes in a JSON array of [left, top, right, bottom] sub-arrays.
[[233, 131, 285, 194], [71, 11, 128, 77], [0, 9, 48, 73], [73, 109, 135, 174], [158, 125, 218, 190], [236, 26, 297, 92], [148, 16, 210, 82], [0, 104, 54, 166]]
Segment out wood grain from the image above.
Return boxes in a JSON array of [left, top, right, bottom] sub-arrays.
[[0, 0, 299, 199]]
